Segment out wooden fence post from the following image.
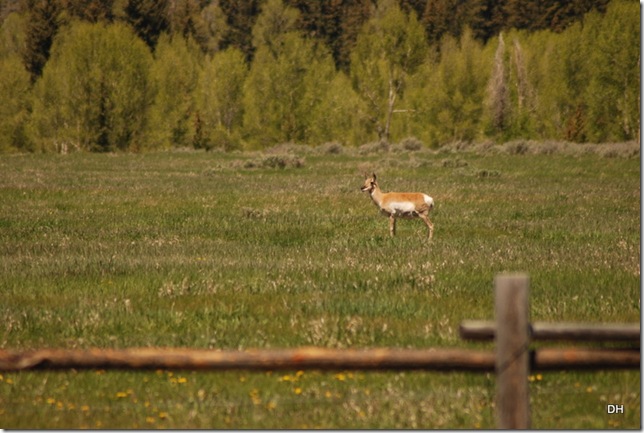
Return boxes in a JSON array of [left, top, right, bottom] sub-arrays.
[[495, 274, 530, 429]]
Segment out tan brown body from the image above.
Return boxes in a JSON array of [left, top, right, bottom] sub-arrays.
[[361, 173, 434, 239]]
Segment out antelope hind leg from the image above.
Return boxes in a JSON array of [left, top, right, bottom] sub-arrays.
[[420, 214, 434, 240]]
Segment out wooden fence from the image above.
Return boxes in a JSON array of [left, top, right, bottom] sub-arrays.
[[0, 273, 639, 428]]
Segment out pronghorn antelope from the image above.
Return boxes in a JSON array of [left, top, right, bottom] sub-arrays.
[[361, 173, 434, 240]]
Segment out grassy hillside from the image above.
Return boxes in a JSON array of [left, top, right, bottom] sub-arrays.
[[0, 144, 639, 428]]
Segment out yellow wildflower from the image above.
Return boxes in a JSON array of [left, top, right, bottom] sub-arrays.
[[249, 389, 261, 405]]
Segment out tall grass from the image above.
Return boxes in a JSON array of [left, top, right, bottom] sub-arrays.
[[0, 146, 639, 428]]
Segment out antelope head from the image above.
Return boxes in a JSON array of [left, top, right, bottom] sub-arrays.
[[360, 173, 378, 193]]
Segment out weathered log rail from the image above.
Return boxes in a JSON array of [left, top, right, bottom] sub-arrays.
[[0, 346, 638, 372], [0, 347, 496, 372], [460, 321, 640, 342]]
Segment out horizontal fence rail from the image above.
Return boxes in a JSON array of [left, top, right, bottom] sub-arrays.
[[460, 321, 641, 342], [0, 347, 638, 372], [531, 347, 639, 370], [0, 347, 494, 372]]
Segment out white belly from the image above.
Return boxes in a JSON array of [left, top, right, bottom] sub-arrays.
[[385, 201, 418, 217]]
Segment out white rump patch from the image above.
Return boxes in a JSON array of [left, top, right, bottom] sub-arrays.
[[423, 194, 434, 208]]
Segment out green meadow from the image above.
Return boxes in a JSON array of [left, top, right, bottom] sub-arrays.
[[0, 143, 640, 429]]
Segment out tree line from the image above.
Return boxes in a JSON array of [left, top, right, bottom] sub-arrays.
[[0, 0, 638, 152]]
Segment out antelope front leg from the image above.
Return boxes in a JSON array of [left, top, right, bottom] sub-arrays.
[[389, 215, 396, 237]]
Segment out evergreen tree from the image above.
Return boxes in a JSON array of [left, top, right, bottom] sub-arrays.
[[503, 0, 609, 33], [398, 0, 424, 18], [545, 0, 609, 32], [466, 0, 506, 42], [421, 0, 458, 45], [279, 0, 370, 70], [336, 0, 372, 70], [23, 0, 61, 81], [64, 0, 115, 22], [124, 0, 169, 51], [166, 0, 200, 37], [503, 0, 543, 31], [219, 0, 261, 61], [285, 0, 324, 38]]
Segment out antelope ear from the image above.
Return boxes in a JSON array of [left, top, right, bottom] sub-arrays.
[[372, 172, 377, 181]]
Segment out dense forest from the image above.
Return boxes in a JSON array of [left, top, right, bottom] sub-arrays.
[[0, 0, 639, 152]]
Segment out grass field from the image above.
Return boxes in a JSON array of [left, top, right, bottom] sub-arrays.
[[0, 143, 640, 428]]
